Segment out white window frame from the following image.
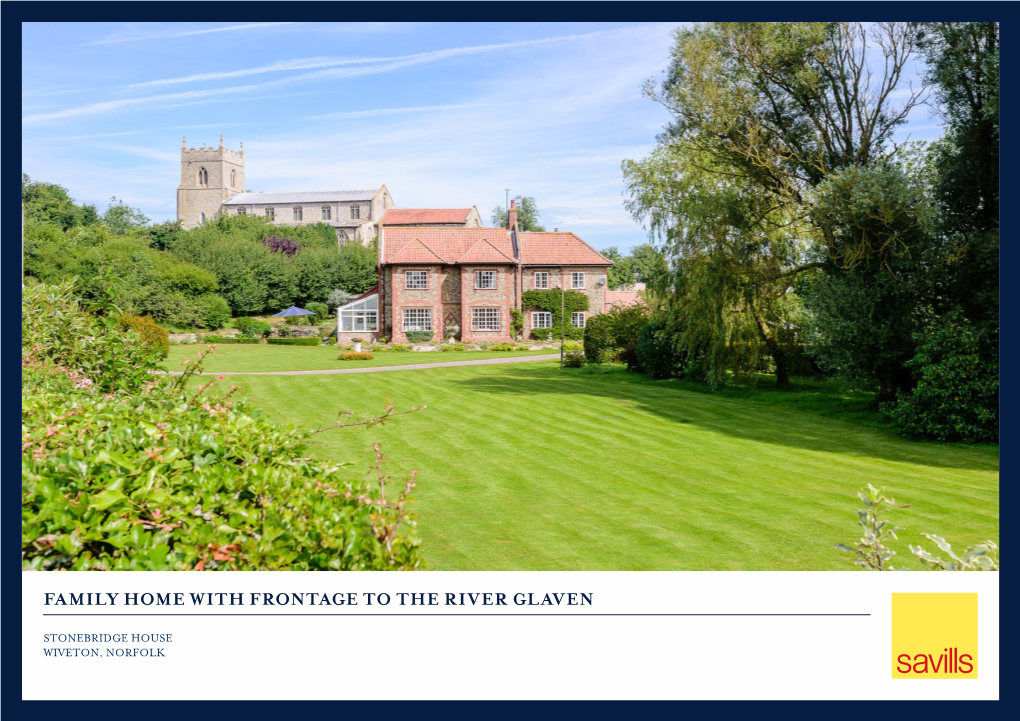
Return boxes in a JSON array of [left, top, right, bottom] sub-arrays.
[[293, 206, 303, 221], [402, 308, 432, 332], [404, 270, 428, 289], [571, 311, 586, 328], [338, 294, 379, 332], [571, 272, 586, 289], [474, 270, 497, 289], [532, 311, 552, 329], [534, 271, 549, 289], [472, 308, 501, 332]]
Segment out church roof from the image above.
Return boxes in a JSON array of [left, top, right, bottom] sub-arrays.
[[380, 208, 474, 225], [223, 189, 380, 205]]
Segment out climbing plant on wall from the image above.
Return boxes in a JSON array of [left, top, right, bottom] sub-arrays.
[[521, 289, 589, 341]]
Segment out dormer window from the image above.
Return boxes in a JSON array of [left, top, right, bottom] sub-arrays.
[[351, 204, 360, 220], [322, 205, 331, 220], [198, 167, 208, 186]]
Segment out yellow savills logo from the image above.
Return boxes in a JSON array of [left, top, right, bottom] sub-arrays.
[[892, 593, 977, 678]]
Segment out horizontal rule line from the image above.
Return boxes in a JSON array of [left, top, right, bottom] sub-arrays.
[[41, 613, 871, 617]]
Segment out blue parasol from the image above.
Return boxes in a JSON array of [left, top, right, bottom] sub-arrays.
[[273, 306, 314, 317]]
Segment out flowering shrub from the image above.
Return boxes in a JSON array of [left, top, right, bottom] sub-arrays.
[[117, 314, 170, 358], [340, 351, 375, 361], [22, 283, 426, 571]]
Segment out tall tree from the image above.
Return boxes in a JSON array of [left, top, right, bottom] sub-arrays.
[[490, 195, 546, 231]]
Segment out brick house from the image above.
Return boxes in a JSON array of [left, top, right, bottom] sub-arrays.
[[336, 201, 613, 343]]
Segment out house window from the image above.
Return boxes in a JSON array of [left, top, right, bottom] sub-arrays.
[[402, 308, 432, 331], [532, 311, 552, 329], [472, 308, 501, 331], [571, 272, 586, 289], [338, 294, 379, 332], [230, 169, 236, 188], [236, 208, 246, 216], [198, 167, 208, 186], [199, 212, 206, 225], [571, 312, 586, 328], [293, 206, 303, 221], [534, 271, 549, 289], [265, 207, 275, 220], [351, 204, 360, 220], [404, 270, 428, 289], [475, 270, 496, 289], [322, 205, 331, 220]]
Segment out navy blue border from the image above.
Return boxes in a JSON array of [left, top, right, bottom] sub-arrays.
[[6, 4, 1008, 716]]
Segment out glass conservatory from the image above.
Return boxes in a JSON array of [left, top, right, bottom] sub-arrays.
[[337, 294, 379, 333]]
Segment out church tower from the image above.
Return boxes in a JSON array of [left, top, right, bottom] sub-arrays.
[[176, 135, 245, 230]]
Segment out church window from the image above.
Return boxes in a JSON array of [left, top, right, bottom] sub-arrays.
[[265, 207, 275, 220], [198, 167, 208, 186], [200, 212, 206, 225], [236, 208, 246, 215], [322, 205, 331, 220], [293, 206, 303, 221], [230, 169, 236, 187], [337, 229, 348, 242], [350, 204, 360, 220]]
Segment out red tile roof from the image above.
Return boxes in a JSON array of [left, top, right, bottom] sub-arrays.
[[381, 227, 612, 266], [380, 208, 474, 225], [383, 227, 514, 264], [518, 232, 612, 266], [457, 239, 516, 264], [606, 290, 644, 308]]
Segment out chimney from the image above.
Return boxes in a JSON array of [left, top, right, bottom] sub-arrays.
[[507, 199, 518, 230]]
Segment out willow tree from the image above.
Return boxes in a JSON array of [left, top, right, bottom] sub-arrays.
[[625, 22, 934, 391], [625, 146, 810, 387]]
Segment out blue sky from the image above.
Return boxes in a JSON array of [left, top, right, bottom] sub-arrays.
[[22, 22, 941, 251]]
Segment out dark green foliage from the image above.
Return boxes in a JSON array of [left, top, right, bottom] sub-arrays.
[[305, 301, 329, 324], [490, 195, 546, 231], [405, 331, 434, 344], [886, 312, 998, 442], [583, 314, 615, 365], [22, 283, 424, 571], [509, 307, 524, 338], [144, 220, 183, 251], [636, 318, 686, 380], [102, 196, 149, 235], [234, 317, 272, 338], [336, 241, 379, 296], [562, 352, 585, 368], [205, 336, 260, 344], [22, 173, 98, 230], [117, 314, 170, 359], [266, 337, 323, 346], [193, 294, 232, 330], [521, 289, 589, 341]]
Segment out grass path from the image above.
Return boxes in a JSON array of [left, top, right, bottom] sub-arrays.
[[165, 343, 555, 373], [224, 362, 999, 571]]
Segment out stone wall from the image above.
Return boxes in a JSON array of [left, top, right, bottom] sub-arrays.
[[177, 144, 244, 230]]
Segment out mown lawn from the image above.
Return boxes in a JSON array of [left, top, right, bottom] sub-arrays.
[[223, 362, 999, 571], [165, 343, 554, 373]]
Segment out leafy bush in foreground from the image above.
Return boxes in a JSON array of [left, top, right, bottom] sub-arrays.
[[22, 282, 425, 571], [405, 330, 434, 344]]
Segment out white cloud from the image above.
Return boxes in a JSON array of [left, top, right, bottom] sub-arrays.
[[86, 22, 303, 46]]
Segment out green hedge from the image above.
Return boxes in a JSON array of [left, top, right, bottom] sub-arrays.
[[205, 335, 260, 344], [267, 337, 323, 346], [405, 330, 434, 344]]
